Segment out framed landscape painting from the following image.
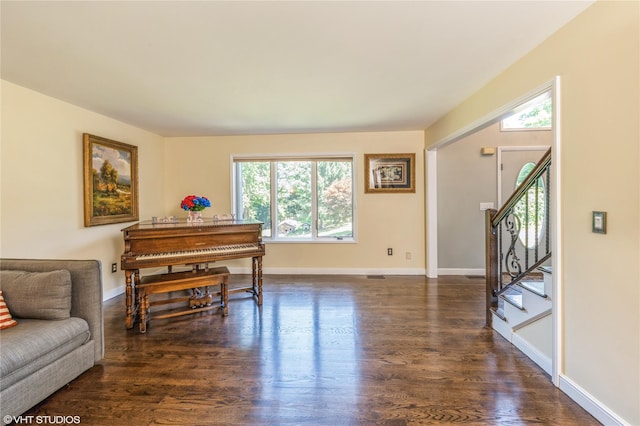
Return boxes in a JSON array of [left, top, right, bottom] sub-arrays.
[[83, 133, 139, 226], [364, 153, 416, 193]]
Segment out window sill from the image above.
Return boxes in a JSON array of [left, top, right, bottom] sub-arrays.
[[264, 238, 356, 244]]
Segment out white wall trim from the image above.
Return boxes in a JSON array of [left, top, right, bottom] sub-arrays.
[[103, 267, 428, 301], [551, 76, 563, 388], [103, 285, 125, 301], [238, 267, 427, 276], [437, 268, 485, 276], [491, 315, 512, 342], [559, 375, 629, 426], [426, 149, 438, 277]]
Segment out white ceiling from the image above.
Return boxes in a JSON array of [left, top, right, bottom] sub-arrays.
[[1, 1, 594, 137]]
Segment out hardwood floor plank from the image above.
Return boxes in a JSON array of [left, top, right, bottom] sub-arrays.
[[20, 275, 600, 425]]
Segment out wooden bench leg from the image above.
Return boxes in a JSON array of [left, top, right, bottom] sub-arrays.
[[139, 289, 148, 333], [222, 279, 229, 316]]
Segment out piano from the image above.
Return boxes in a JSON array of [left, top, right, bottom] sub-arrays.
[[121, 219, 265, 329]]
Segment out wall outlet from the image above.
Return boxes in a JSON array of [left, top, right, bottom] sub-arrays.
[[406, 252, 412, 260], [387, 248, 393, 256], [111, 263, 117, 273]]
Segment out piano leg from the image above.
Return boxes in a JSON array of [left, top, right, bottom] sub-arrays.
[[125, 270, 134, 329], [253, 256, 263, 306], [125, 269, 141, 329], [134, 270, 141, 325], [139, 288, 148, 333]]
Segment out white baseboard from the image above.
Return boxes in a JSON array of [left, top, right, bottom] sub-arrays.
[[102, 267, 427, 301], [437, 268, 485, 276], [559, 375, 630, 426], [103, 285, 125, 301], [491, 314, 512, 342], [230, 267, 427, 276], [290, 267, 425, 275], [511, 333, 552, 375], [222, 267, 427, 276]]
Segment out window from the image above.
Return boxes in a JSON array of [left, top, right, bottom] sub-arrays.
[[233, 156, 354, 241], [501, 92, 552, 131], [513, 162, 546, 249]]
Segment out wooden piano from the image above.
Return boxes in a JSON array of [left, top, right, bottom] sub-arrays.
[[121, 219, 264, 329]]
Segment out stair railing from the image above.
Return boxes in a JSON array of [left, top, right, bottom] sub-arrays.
[[485, 148, 552, 326]]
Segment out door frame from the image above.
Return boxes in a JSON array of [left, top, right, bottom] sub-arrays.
[[425, 77, 562, 387]]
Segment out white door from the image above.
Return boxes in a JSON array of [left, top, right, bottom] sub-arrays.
[[498, 147, 549, 208]]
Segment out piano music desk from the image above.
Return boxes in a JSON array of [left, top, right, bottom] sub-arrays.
[[136, 266, 229, 333]]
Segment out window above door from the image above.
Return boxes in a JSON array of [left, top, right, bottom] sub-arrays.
[[501, 92, 552, 131]]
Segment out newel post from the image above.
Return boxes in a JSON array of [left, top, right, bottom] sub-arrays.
[[485, 208, 499, 327]]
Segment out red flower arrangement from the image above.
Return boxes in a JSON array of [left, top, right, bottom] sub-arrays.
[[180, 195, 211, 212]]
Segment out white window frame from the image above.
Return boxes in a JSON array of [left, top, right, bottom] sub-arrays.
[[231, 153, 357, 243]]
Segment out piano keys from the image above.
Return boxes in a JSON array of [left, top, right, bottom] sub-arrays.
[[131, 243, 263, 266], [121, 219, 265, 329]]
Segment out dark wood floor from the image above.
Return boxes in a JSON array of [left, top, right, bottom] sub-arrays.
[[23, 274, 599, 425]]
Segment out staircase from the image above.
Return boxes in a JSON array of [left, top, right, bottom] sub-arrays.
[[491, 267, 552, 374], [485, 148, 553, 374]]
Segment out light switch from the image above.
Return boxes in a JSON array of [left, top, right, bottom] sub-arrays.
[[480, 202, 495, 211]]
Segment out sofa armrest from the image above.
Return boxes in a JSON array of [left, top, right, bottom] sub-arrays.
[[0, 259, 104, 362]]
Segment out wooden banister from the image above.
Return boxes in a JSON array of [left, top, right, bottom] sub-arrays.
[[485, 208, 498, 327]]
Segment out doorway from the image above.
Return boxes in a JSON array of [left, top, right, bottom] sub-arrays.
[[425, 78, 562, 386]]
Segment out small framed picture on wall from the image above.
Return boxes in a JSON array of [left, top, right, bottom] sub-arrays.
[[364, 153, 415, 193]]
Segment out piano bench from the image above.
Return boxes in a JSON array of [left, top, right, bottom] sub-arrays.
[[136, 266, 230, 333]]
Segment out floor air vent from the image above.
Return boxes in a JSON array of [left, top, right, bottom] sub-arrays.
[[367, 275, 386, 279]]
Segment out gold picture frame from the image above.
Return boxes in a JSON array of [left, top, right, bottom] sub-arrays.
[[83, 133, 139, 226], [364, 153, 415, 193]]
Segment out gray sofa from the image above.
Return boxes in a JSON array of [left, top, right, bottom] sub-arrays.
[[0, 259, 104, 424]]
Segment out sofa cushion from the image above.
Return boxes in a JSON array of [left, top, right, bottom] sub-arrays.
[[0, 317, 90, 390], [0, 270, 72, 320], [0, 290, 18, 329]]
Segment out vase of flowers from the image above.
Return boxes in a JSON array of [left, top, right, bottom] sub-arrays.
[[180, 195, 211, 223]]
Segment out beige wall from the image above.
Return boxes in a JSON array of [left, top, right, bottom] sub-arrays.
[[0, 81, 167, 298], [426, 1, 639, 424], [164, 132, 425, 274], [0, 81, 425, 293]]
